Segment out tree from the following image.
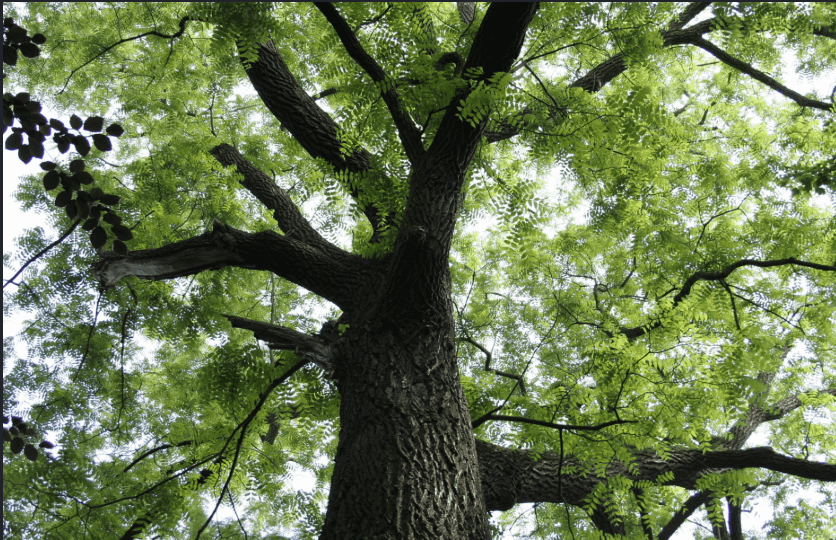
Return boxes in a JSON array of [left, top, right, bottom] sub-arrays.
[[3, 2, 835, 539]]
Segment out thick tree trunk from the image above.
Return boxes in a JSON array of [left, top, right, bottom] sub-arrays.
[[322, 315, 489, 539]]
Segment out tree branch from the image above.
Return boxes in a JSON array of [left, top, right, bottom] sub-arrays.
[[209, 143, 345, 257], [667, 2, 713, 32], [621, 258, 835, 340], [477, 439, 836, 517], [689, 36, 833, 111], [4, 218, 81, 290], [379, 3, 539, 320], [94, 220, 368, 310], [224, 315, 334, 374], [474, 414, 634, 432], [459, 330, 527, 396], [685, 447, 836, 482], [241, 40, 390, 241], [315, 3, 425, 166], [814, 25, 836, 40], [658, 491, 710, 540], [59, 16, 195, 94]]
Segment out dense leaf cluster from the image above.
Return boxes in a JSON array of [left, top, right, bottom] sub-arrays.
[[3, 3, 835, 540]]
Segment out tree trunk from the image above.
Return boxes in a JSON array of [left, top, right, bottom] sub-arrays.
[[322, 314, 490, 539]]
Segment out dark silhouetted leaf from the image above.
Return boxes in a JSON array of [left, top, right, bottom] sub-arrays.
[[43, 170, 60, 190], [18, 42, 40, 59], [25, 427, 36, 436], [113, 239, 128, 255], [40, 161, 56, 171], [25, 101, 41, 113], [55, 190, 72, 208], [18, 144, 32, 163], [103, 212, 122, 226], [90, 226, 107, 249], [82, 218, 99, 231], [49, 118, 65, 131], [32, 33, 46, 45], [5, 131, 22, 150], [75, 171, 94, 185], [92, 133, 111, 151], [23, 443, 39, 461], [2, 428, 10, 442], [69, 114, 82, 130], [106, 123, 125, 137], [30, 138, 44, 159], [56, 135, 70, 153], [69, 159, 85, 173], [73, 134, 90, 156], [13, 92, 30, 104], [100, 194, 121, 205], [76, 199, 89, 219], [83, 116, 104, 132], [66, 200, 78, 219], [112, 224, 133, 241], [89, 187, 104, 200], [10, 437, 24, 454], [3, 44, 18, 66], [7, 25, 27, 43], [39, 441, 55, 449]]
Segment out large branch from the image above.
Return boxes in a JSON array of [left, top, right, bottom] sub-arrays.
[[315, 3, 425, 165], [689, 35, 832, 111], [620, 257, 835, 340], [209, 143, 345, 257], [95, 220, 368, 310], [476, 440, 836, 513], [241, 39, 389, 241], [378, 3, 539, 319], [670, 447, 836, 482]]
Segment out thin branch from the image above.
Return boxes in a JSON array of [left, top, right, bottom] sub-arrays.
[[195, 359, 308, 539], [123, 440, 193, 473], [459, 329, 527, 396], [667, 2, 713, 32], [4, 219, 82, 289], [621, 257, 835, 340], [315, 3, 425, 165], [474, 414, 635, 432], [59, 16, 195, 93], [209, 143, 346, 257]]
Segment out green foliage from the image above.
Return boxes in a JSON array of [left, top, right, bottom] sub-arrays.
[[3, 2, 835, 540]]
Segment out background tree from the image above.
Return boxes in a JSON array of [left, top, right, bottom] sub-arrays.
[[3, 2, 835, 539]]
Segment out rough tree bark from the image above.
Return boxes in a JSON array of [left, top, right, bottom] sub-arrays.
[[92, 3, 836, 539]]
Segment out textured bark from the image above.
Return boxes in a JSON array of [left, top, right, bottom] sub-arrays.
[[95, 220, 376, 311], [321, 320, 488, 539], [475, 441, 836, 513], [241, 38, 390, 239]]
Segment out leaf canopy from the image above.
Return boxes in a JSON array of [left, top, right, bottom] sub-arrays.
[[3, 2, 835, 539]]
